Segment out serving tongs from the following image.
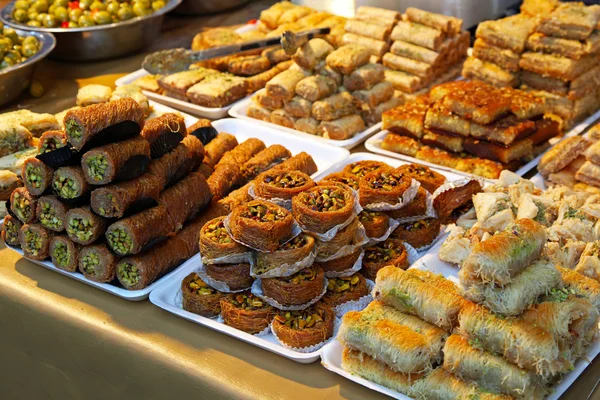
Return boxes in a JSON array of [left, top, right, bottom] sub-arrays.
[[142, 27, 331, 75]]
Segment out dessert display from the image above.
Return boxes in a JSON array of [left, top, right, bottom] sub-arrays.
[[362, 238, 409, 280], [358, 167, 414, 208], [254, 233, 315, 277], [261, 266, 325, 307], [292, 184, 355, 234]]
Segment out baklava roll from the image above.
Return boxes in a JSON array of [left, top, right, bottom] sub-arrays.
[[64, 98, 145, 150], [254, 234, 315, 277], [105, 205, 175, 256], [325, 44, 371, 75], [292, 185, 355, 234], [186, 119, 218, 145], [49, 235, 80, 272], [295, 76, 337, 102], [316, 217, 359, 260], [182, 272, 225, 318], [358, 211, 389, 239], [217, 183, 253, 214], [292, 38, 334, 70], [322, 273, 369, 308], [352, 81, 394, 110], [228, 200, 293, 252], [343, 160, 388, 178], [78, 243, 119, 283], [254, 170, 315, 202], [345, 19, 391, 41], [359, 167, 414, 208], [90, 173, 161, 218], [319, 115, 366, 140], [220, 291, 275, 334], [315, 248, 362, 275], [203, 133, 239, 168], [2, 214, 22, 247], [22, 157, 54, 196], [159, 172, 212, 230], [312, 92, 356, 121], [411, 368, 509, 400], [272, 152, 318, 175], [319, 171, 360, 191], [52, 166, 90, 200], [19, 223, 54, 260], [266, 70, 307, 101], [406, 269, 462, 300], [200, 216, 249, 262], [343, 63, 385, 91], [261, 266, 325, 306], [373, 266, 464, 330], [253, 90, 285, 110], [81, 136, 150, 185], [241, 145, 291, 181], [391, 218, 440, 249], [284, 96, 313, 118], [36, 195, 70, 232], [558, 267, 600, 310], [65, 206, 108, 245], [341, 33, 389, 58], [216, 138, 266, 168], [37, 130, 67, 154], [205, 262, 253, 291], [208, 163, 243, 201], [272, 304, 334, 348], [397, 164, 446, 194], [147, 135, 205, 189], [141, 113, 187, 159], [363, 238, 409, 280], [270, 108, 297, 129], [248, 104, 272, 122], [10, 187, 37, 224]]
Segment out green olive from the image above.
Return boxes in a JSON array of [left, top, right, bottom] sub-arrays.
[[28, 11, 39, 21], [32, 0, 49, 13], [13, 9, 28, 22], [106, 1, 119, 15], [151, 0, 165, 11], [67, 21, 78, 27], [93, 10, 111, 24], [89, 1, 105, 11], [27, 20, 42, 27], [55, 0, 68, 6], [48, 4, 57, 14], [30, 80, 44, 97], [79, 0, 93, 10], [132, 3, 150, 17], [78, 14, 95, 26], [136, 0, 151, 8], [3, 29, 19, 45], [36, 12, 47, 22], [54, 6, 68, 22], [0, 49, 5, 60], [0, 38, 12, 51], [22, 43, 38, 57], [13, 44, 22, 53], [23, 35, 39, 47], [69, 8, 82, 22], [42, 14, 58, 27], [0, 58, 15, 69], [15, 0, 30, 10], [117, 7, 134, 20], [5, 50, 20, 61]]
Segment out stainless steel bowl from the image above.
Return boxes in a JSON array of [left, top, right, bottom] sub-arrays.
[[0, 0, 182, 61], [0, 28, 55, 108]]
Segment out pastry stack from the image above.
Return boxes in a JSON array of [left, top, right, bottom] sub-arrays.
[[383, 8, 469, 100]]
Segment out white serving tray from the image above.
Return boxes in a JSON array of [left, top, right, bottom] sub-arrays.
[[365, 108, 600, 179], [229, 92, 382, 150], [149, 254, 327, 363]]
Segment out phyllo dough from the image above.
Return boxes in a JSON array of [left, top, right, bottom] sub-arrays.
[[325, 44, 371, 75], [266, 69, 307, 101], [312, 92, 356, 121], [412, 368, 513, 400], [186, 74, 248, 108], [158, 69, 219, 100], [292, 38, 334, 70], [319, 115, 365, 140]]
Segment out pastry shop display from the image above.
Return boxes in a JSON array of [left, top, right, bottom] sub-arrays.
[[253, 170, 315, 203], [22, 157, 54, 196], [272, 304, 335, 348], [90, 173, 162, 218], [220, 291, 275, 335], [52, 166, 91, 200], [199, 216, 249, 263], [390, 218, 441, 249], [182, 272, 226, 318], [254, 233, 315, 278]]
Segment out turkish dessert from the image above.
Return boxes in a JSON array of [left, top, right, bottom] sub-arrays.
[[52, 166, 90, 200], [202, 133, 238, 169], [254, 234, 315, 277], [272, 304, 334, 348], [362, 238, 409, 280], [78, 243, 119, 283], [36, 195, 70, 232], [2, 214, 22, 247], [314, 248, 362, 275], [319, 171, 360, 191], [49, 235, 80, 272], [141, 113, 186, 159], [65, 206, 107, 245], [205, 262, 253, 291], [220, 291, 275, 334], [90, 173, 161, 218], [292, 184, 355, 234], [343, 160, 387, 178], [182, 272, 225, 318], [241, 145, 291, 181], [22, 157, 54, 196], [261, 266, 325, 306], [359, 167, 413, 207], [158, 172, 212, 231], [199, 216, 248, 262], [391, 218, 441, 249], [322, 273, 369, 307], [358, 211, 390, 239], [396, 164, 445, 193], [10, 187, 37, 224], [19, 223, 54, 261], [254, 170, 315, 202]]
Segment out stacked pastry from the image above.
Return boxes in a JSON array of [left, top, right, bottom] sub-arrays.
[[342, 6, 400, 63], [383, 8, 469, 100], [380, 80, 562, 179]]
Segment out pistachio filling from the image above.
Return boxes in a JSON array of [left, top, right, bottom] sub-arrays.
[[39, 202, 62, 229], [365, 241, 403, 263], [241, 203, 287, 222], [118, 263, 140, 287], [327, 274, 361, 293], [25, 163, 42, 188], [53, 174, 79, 199], [348, 162, 384, 178], [279, 266, 318, 284], [97, 194, 117, 216], [40, 137, 64, 154], [401, 219, 430, 232], [13, 192, 32, 221], [188, 274, 216, 295], [263, 172, 307, 188], [368, 170, 404, 191], [23, 229, 42, 255], [280, 234, 307, 250], [81, 252, 100, 275], [67, 217, 94, 241], [359, 210, 384, 223], [66, 119, 82, 140], [324, 175, 359, 190], [274, 307, 326, 329], [106, 228, 133, 254], [52, 242, 71, 267], [302, 187, 346, 212], [204, 220, 233, 244], [564, 207, 587, 221], [86, 155, 108, 182], [403, 165, 437, 179], [230, 293, 266, 310], [4, 220, 19, 243]]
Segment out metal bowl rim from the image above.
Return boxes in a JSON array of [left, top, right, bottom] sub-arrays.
[[0, 27, 55, 77], [0, 0, 182, 33]]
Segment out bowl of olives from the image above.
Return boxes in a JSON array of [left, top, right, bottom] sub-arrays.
[[0, 0, 182, 61], [0, 22, 55, 106]]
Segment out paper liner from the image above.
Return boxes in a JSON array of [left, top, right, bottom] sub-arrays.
[[403, 242, 420, 265], [362, 179, 421, 211], [412, 226, 445, 253], [36, 146, 81, 168], [315, 223, 369, 262], [250, 247, 317, 279], [333, 279, 375, 318], [114, 154, 150, 182], [149, 130, 184, 159], [365, 218, 400, 247], [197, 261, 251, 293], [76, 120, 141, 152], [270, 315, 341, 353], [299, 194, 363, 242], [217, 315, 271, 336], [431, 177, 484, 202], [247, 182, 292, 210], [251, 278, 328, 311], [189, 125, 218, 145], [393, 190, 437, 224], [223, 213, 303, 253], [324, 251, 365, 278], [202, 251, 252, 266]]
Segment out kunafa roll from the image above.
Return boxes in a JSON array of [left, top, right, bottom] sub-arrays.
[[2, 214, 22, 247], [359, 167, 413, 207], [358, 211, 390, 239], [159, 172, 212, 231], [254, 170, 315, 201], [322, 273, 369, 307], [106, 205, 174, 256], [374, 266, 464, 330], [363, 238, 409, 280], [49, 235, 80, 272], [65, 206, 108, 245], [442, 335, 547, 400], [36, 195, 70, 232], [203, 133, 238, 168], [182, 272, 225, 318], [19, 223, 54, 260], [197, 163, 213, 179], [524, 295, 593, 341], [272, 304, 334, 348], [141, 113, 187, 159], [37, 130, 67, 154], [254, 234, 315, 277], [64, 98, 145, 150], [90, 173, 161, 218], [217, 138, 266, 168], [261, 266, 325, 306], [78, 243, 119, 283], [412, 368, 512, 400], [220, 291, 275, 334], [205, 262, 253, 291], [241, 145, 291, 181], [320, 171, 360, 191], [10, 187, 37, 224], [81, 136, 151, 185], [292, 185, 355, 234], [52, 166, 90, 200], [22, 157, 54, 196], [147, 135, 204, 190], [558, 267, 600, 310], [315, 248, 362, 275], [406, 269, 462, 300], [199, 216, 248, 262], [208, 163, 243, 201], [272, 152, 318, 176], [186, 119, 218, 145]]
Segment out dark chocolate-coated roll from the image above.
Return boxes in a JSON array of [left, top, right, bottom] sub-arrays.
[[187, 119, 218, 145], [159, 172, 212, 231], [37, 130, 67, 154], [81, 136, 150, 185], [52, 166, 90, 200], [19, 223, 54, 260], [91, 173, 161, 218], [141, 113, 187, 159], [216, 138, 266, 168], [272, 152, 318, 176], [242, 144, 292, 181], [64, 98, 145, 150], [2, 214, 23, 247], [207, 163, 243, 201], [50, 235, 81, 272], [65, 206, 108, 245], [10, 187, 37, 224], [203, 133, 238, 168], [22, 157, 54, 196], [79, 243, 119, 283], [147, 135, 205, 189], [105, 205, 174, 256], [36, 195, 71, 232]]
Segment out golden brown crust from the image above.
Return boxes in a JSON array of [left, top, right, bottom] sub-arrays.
[[433, 180, 482, 224], [272, 152, 318, 176], [261, 266, 325, 306], [205, 262, 253, 291], [208, 163, 243, 201], [538, 136, 590, 176], [292, 185, 355, 234], [159, 172, 212, 231], [363, 238, 409, 280], [359, 167, 413, 207], [254, 170, 315, 200], [19, 223, 54, 260], [391, 218, 440, 249], [203, 133, 239, 168], [343, 161, 388, 178], [220, 292, 275, 334], [316, 217, 359, 260], [396, 164, 446, 193], [22, 157, 54, 196], [387, 187, 428, 220], [322, 273, 369, 307], [10, 187, 38, 224], [199, 216, 248, 261], [358, 211, 389, 239], [315, 248, 362, 274], [272, 304, 334, 348], [254, 234, 315, 276], [319, 171, 360, 191]]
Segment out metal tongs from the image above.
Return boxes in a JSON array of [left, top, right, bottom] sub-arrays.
[[142, 27, 331, 75]]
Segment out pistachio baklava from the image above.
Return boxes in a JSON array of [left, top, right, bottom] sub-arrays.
[[272, 304, 335, 348], [199, 216, 249, 262], [358, 211, 390, 239], [220, 292, 275, 334], [254, 170, 315, 201], [359, 167, 413, 208], [205, 262, 254, 291], [397, 163, 446, 193], [19, 223, 54, 260], [292, 185, 355, 234], [322, 273, 369, 307], [342, 160, 388, 178], [391, 218, 441, 249], [10, 187, 37, 224], [363, 238, 409, 280], [254, 234, 315, 277], [261, 266, 325, 307], [182, 272, 225, 318]]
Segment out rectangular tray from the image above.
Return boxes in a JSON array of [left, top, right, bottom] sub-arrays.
[[365, 108, 600, 179], [229, 92, 382, 150]]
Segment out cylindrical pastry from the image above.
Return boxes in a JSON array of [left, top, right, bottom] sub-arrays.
[[19, 223, 54, 260], [220, 291, 275, 334], [216, 138, 266, 168], [272, 152, 318, 176], [316, 217, 359, 260], [343, 160, 388, 178], [0, 170, 21, 202], [208, 163, 243, 201], [52, 166, 90, 200], [182, 272, 225, 318], [65, 206, 108, 245], [64, 98, 145, 150], [90, 173, 161, 218], [397, 164, 446, 194], [319, 115, 366, 140], [229, 200, 293, 252], [203, 133, 238, 168], [359, 167, 413, 207], [254, 234, 315, 277], [78, 243, 119, 283], [36, 195, 70, 232], [141, 113, 187, 159], [10, 187, 37, 224], [358, 211, 390, 239], [292, 38, 334, 70], [524, 296, 592, 341], [272, 304, 334, 348], [147, 135, 205, 190], [241, 145, 292, 181], [22, 157, 54, 196], [261, 266, 325, 306], [411, 368, 506, 400], [105, 205, 175, 256], [2, 214, 22, 247], [315, 248, 362, 275], [387, 187, 428, 220], [319, 171, 360, 191], [159, 172, 212, 231], [217, 183, 253, 214], [186, 119, 218, 145], [292, 185, 355, 234], [37, 130, 67, 154], [363, 238, 409, 280], [341, 33, 389, 57], [205, 262, 253, 291], [199, 216, 248, 262], [49, 235, 80, 272], [391, 218, 440, 249], [254, 170, 315, 201], [345, 20, 391, 41], [322, 273, 369, 307], [81, 136, 151, 185]]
